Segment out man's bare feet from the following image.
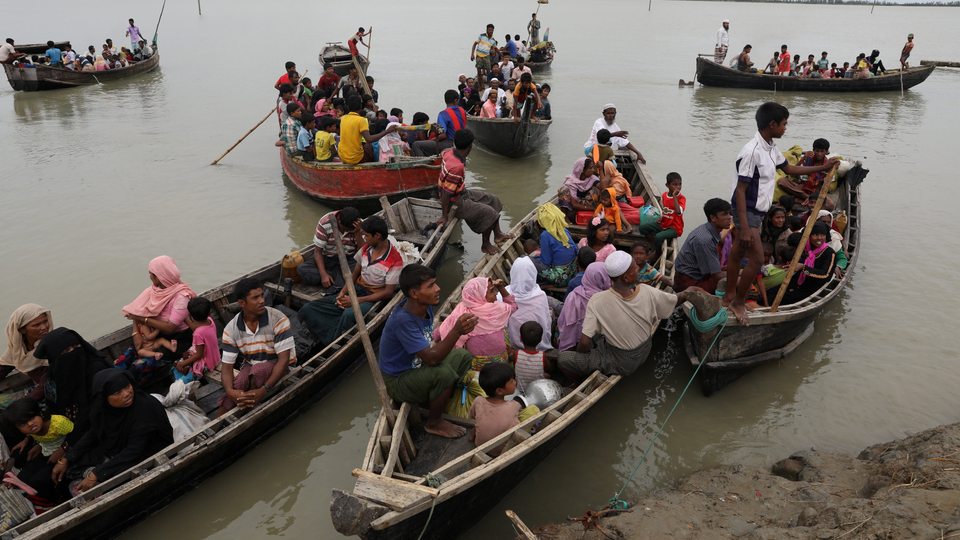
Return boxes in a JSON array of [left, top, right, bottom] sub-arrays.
[[481, 244, 502, 255], [493, 233, 515, 243], [424, 419, 467, 439], [729, 301, 750, 326]]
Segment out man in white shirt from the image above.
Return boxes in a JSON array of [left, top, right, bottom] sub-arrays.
[[63, 44, 77, 70], [582, 104, 645, 164], [715, 19, 730, 64], [0, 39, 26, 64], [480, 79, 506, 103]]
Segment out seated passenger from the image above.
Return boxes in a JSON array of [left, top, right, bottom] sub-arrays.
[[767, 221, 836, 305], [534, 84, 551, 120], [434, 277, 515, 370], [511, 321, 555, 392], [760, 206, 788, 261], [216, 278, 296, 416], [314, 116, 340, 162], [565, 247, 597, 297], [535, 203, 579, 287], [764, 52, 780, 74], [590, 130, 615, 169], [736, 45, 757, 73], [818, 210, 848, 276], [598, 159, 641, 225], [172, 297, 221, 383], [578, 215, 616, 263], [297, 207, 361, 294], [505, 257, 553, 352], [558, 252, 700, 379], [299, 215, 402, 345], [672, 198, 731, 294], [339, 96, 396, 165], [133, 318, 177, 361], [55, 370, 173, 494], [868, 50, 886, 75], [776, 138, 836, 211], [296, 114, 317, 161], [630, 240, 674, 289], [775, 215, 803, 259], [557, 157, 602, 222], [1, 304, 52, 388], [557, 262, 610, 352], [468, 363, 537, 457], [480, 90, 500, 118], [275, 103, 302, 154], [379, 265, 476, 439], [94, 55, 110, 71], [5, 398, 73, 504], [637, 172, 685, 244]]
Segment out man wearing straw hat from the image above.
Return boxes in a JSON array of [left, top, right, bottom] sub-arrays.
[[715, 19, 730, 64], [557, 251, 703, 380]]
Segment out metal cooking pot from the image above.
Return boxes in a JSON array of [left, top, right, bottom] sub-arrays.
[[507, 379, 563, 410]]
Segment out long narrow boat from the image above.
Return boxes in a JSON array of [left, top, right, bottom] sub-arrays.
[[281, 150, 440, 210], [3, 197, 458, 540], [329, 171, 678, 540], [465, 99, 551, 158], [681, 166, 865, 396], [319, 43, 368, 77], [3, 47, 160, 92], [695, 57, 934, 92]]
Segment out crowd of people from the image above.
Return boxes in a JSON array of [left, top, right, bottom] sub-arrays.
[[714, 19, 917, 79], [0, 19, 154, 71]]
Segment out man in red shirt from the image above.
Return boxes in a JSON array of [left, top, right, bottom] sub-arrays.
[[778, 45, 791, 76], [317, 64, 340, 96], [436, 129, 514, 254]]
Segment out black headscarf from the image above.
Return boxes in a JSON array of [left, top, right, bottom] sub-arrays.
[[88, 370, 172, 459], [33, 328, 110, 413], [760, 207, 788, 244]]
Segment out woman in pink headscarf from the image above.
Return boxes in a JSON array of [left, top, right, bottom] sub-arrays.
[[435, 277, 516, 371], [121, 256, 197, 366]]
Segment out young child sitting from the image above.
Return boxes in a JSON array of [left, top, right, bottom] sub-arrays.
[[315, 117, 339, 162], [594, 188, 632, 234], [578, 216, 616, 263], [173, 297, 221, 383], [631, 240, 674, 289], [5, 398, 73, 461], [523, 239, 540, 257], [565, 246, 597, 296], [511, 321, 555, 392], [590, 129, 615, 164], [468, 363, 524, 457], [637, 172, 685, 245], [775, 215, 803, 260], [133, 319, 176, 361], [296, 114, 317, 161]]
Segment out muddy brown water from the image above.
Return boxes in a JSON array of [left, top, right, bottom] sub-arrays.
[[1, 0, 958, 538]]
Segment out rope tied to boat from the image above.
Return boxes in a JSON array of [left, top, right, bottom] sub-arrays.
[[687, 306, 729, 333], [607, 313, 728, 511], [416, 474, 446, 540]]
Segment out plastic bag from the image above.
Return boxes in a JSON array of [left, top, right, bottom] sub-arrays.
[[444, 370, 486, 419], [153, 380, 209, 445], [389, 236, 422, 267]]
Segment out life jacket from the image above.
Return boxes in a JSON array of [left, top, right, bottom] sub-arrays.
[[443, 106, 466, 134]]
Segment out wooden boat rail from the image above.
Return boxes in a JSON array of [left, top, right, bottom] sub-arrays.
[[5, 197, 458, 540]]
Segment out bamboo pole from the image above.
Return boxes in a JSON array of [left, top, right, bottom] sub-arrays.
[[506, 510, 538, 540], [769, 163, 839, 313], [210, 108, 274, 165], [366, 29, 372, 67], [198, 0, 201, 15]]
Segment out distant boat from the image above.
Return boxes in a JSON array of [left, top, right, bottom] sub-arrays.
[[11, 41, 71, 55], [695, 57, 934, 92], [464, 100, 551, 158], [319, 43, 368, 77], [3, 46, 160, 92]]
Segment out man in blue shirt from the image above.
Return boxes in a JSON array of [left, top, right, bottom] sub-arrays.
[[379, 264, 476, 439], [504, 34, 517, 61], [410, 90, 465, 156], [45, 41, 62, 67]]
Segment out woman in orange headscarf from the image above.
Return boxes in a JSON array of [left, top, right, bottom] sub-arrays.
[[600, 160, 642, 225]]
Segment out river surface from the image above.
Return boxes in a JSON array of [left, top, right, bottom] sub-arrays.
[[2, 0, 958, 538]]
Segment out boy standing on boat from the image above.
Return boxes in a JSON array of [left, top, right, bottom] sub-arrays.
[[901, 34, 914, 70], [725, 102, 838, 325], [126, 19, 143, 50], [471, 24, 498, 90], [436, 129, 514, 255], [379, 264, 477, 439]]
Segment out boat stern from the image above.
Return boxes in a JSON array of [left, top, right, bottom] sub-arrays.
[[331, 489, 388, 539]]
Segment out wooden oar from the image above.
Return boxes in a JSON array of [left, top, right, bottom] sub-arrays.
[[211, 107, 274, 165], [769, 163, 839, 313], [366, 29, 372, 68], [330, 219, 413, 466]]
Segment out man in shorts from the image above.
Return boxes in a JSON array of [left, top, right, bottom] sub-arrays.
[[470, 24, 498, 90], [900, 33, 914, 70]]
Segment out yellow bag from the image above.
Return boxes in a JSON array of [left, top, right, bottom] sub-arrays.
[[444, 370, 486, 419], [835, 211, 848, 234]]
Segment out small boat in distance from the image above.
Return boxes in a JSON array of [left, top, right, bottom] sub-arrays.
[[11, 41, 71, 55], [280, 150, 440, 210], [695, 57, 934, 92], [465, 99, 551, 158], [319, 43, 368, 77], [3, 45, 160, 92]]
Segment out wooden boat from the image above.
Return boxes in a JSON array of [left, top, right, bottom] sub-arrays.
[[3, 46, 160, 92], [681, 167, 865, 396], [695, 57, 934, 92], [11, 41, 71, 55], [281, 150, 441, 210], [465, 99, 551, 158], [319, 43, 369, 77], [2, 197, 458, 540], [525, 56, 553, 71], [329, 161, 678, 540]]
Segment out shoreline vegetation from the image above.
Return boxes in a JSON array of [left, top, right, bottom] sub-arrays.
[[686, 0, 960, 6]]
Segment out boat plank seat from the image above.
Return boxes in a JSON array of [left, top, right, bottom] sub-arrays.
[[264, 281, 328, 304], [352, 469, 438, 511], [392, 232, 430, 245]]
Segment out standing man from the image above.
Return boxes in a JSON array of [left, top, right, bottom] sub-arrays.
[[470, 24, 498, 90], [582, 104, 646, 164], [0, 39, 26, 65], [125, 19, 143, 50], [715, 19, 730, 64], [436, 129, 514, 255], [900, 33, 914, 70], [528, 13, 541, 45]]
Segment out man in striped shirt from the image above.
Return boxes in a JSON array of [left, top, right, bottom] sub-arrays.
[[674, 198, 731, 295], [217, 278, 297, 416], [297, 207, 363, 294]]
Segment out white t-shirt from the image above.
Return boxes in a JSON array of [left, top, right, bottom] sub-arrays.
[[64, 50, 76, 69], [0, 43, 15, 62], [731, 131, 787, 216], [717, 28, 729, 48], [501, 61, 514, 80], [582, 287, 677, 350]]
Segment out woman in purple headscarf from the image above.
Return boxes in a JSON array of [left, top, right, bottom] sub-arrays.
[[556, 262, 610, 351]]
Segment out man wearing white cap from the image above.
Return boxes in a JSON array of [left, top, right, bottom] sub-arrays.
[[715, 19, 730, 64], [583, 104, 646, 164], [557, 251, 703, 380]]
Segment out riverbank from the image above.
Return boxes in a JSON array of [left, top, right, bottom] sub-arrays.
[[529, 422, 960, 539]]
